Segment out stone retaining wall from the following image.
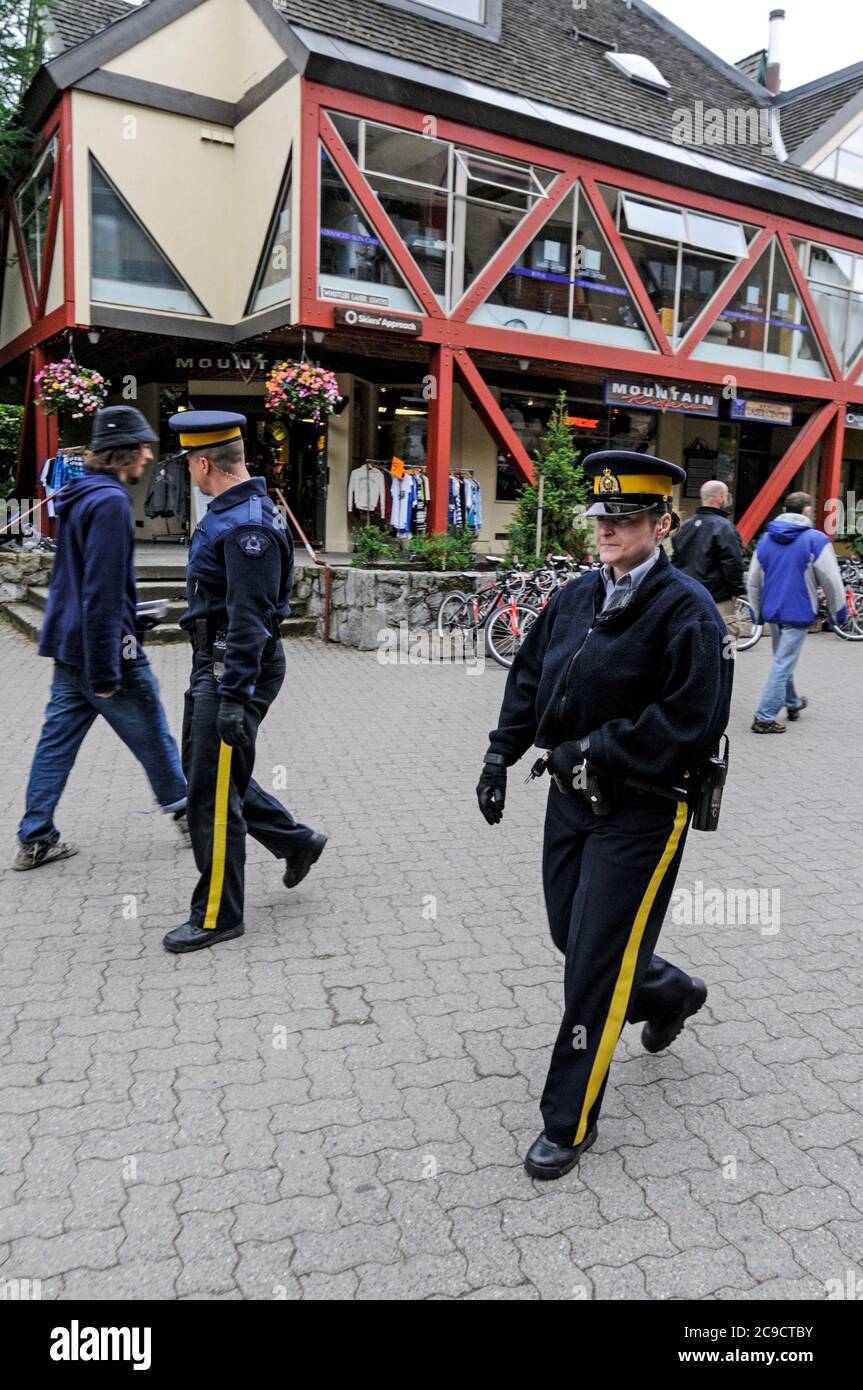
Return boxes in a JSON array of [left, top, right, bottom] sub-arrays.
[[0, 547, 53, 604], [293, 563, 485, 649]]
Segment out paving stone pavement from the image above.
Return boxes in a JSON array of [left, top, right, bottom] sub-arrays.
[[0, 620, 862, 1301]]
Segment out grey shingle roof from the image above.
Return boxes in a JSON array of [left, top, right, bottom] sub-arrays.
[[49, 0, 136, 53], [779, 65, 863, 154], [272, 0, 863, 209]]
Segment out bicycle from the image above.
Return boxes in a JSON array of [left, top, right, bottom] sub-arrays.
[[734, 567, 863, 649]]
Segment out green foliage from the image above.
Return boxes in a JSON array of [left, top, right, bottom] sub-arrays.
[[0, 3, 51, 179], [837, 532, 863, 559], [0, 403, 23, 487], [506, 391, 592, 566], [408, 526, 476, 572], [351, 523, 396, 566]]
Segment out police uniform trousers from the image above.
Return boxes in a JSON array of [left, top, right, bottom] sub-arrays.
[[540, 779, 697, 1147], [183, 638, 313, 932]]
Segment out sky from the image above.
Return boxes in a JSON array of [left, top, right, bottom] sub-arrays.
[[644, 0, 859, 91]]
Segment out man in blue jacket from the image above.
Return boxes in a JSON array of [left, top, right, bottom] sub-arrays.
[[748, 491, 848, 734], [14, 406, 187, 870]]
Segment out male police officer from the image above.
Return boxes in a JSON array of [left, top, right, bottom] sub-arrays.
[[478, 454, 733, 1179], [162, 411, 326, 954]]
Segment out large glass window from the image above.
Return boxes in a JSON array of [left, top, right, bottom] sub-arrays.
[[15, 138, 56, 288], [90, 159, 206, 315], [247, 157, 292, 314], [693, 238, 827, 378], [318, 148, 422, 312], [321, 114, 553, 311], [796, 239, 863, 374], [814, 124, 863, 192]]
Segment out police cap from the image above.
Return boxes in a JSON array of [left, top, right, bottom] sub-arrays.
[[168, 410, 246, 458], [582, 450, 686, 518]]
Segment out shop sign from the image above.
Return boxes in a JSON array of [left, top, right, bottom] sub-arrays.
[[846, 411, 863, 430], [730, 398, 794, 426], [604, 377, 719, 417], [322, 288, 390, 307], [333, 307, 424, 335], [565, 416, 601, 429]]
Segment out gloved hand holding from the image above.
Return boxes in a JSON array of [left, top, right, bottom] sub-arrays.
[[217, 698, 250, 748], [548, 739, 588, 795], [477, 756, 507, 825]]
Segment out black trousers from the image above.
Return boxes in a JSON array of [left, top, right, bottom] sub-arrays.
[[540, 780, 696, 1147], [183, 640, 314, 932]]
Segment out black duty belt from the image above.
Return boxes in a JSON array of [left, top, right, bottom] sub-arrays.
[[191, 617, 281, 651]]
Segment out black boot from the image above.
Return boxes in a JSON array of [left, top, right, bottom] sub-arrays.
[[283, 831, 328, 888], [642, 978, 707, 1053], [524, 1125, 598, 1180], [162, 921, 245, 954]]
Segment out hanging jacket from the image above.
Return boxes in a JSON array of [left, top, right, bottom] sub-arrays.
[[487, 549, 732, 786], [671, 507, 745, 602], [748, 514, 847, 627], [39, 472, 145, 693], [145, 459, 188, 519], [347, 464, 386, 517]]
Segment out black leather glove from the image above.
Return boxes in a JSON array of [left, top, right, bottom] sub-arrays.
[[477, 754, 507, 825], [548, 739, 589, 796], [217, 699, 250, 749]]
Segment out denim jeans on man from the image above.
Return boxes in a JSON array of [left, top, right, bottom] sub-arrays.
[[755, 623, 808, 723], [18, 660, 186, 844]]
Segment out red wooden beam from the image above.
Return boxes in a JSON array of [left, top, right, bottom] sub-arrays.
[[736, 402, 838, 543], [579, 174, 671, 355], [319, 108, 442, 318], [426, 345, 454, 533], [817, 407, 846, 538], [451, 170, 578, 323], [454, 348, 535, 486], [0, 305, 70, 370], [777, 229, 843, 383], [5, 195, 38, 325], [679, 225, 774, 357], [298, 89, 322, 327]]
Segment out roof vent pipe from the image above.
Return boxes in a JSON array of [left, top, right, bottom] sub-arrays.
[[766, 8, 785, 95]]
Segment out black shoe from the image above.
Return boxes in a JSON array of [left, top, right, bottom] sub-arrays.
[[786, 697, 808, 722], [524, 1125, 598, 1180], [13, 839, 78, 871], [282, 831, 327, 888], [162, 920, 245, 954], [642, 978, 708, 1054]]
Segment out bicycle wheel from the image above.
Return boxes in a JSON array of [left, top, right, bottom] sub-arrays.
[[436, 591, 471, 637], [731, 597, 763, 652], [830, 589, 863, 641], [485, 603, 539, 668]]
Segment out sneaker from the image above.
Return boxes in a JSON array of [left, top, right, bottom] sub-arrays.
[[751, 719, 786, 734], [786, 697, 808, 722], [13, 839, 79, 871]]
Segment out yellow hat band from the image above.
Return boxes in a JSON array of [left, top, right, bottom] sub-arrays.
[[594, 472, 672, 497], [180, 428, 243, 448]]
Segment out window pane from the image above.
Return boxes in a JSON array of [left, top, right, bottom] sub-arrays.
[[678, 251, 737, 340], [809, 285, 850, 367], [572, 192, 652, 348], [367, 171, 449, 299], [329, 112, 360, 160], [766, 250, 825, 373], [484, 190, 574, 337], [847, 293, 863, 368], [843, 124, 863, 158], [700, 251, 771, 356], [251, 167, 291, 313], [365, 124, 448, 187], [684, 212, 747, 259], [622, 196, 685, 243], [462, 198, 523, 293], [90, 163, 204, 314], [835, 148, 863, 190], [623, 234, 678, 336], [808, 243, 853, 289], [413, 0, 485, 19], [318, 150, 420, 312]]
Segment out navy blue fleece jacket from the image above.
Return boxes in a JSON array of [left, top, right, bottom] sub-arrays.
[[39, 472, 144, 693], [487, 548, 733, 786]]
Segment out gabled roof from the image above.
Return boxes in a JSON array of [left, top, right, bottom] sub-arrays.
[[735, 50, 767, 86], [779, 61, 863, 156], [46, 0, 137, 54]]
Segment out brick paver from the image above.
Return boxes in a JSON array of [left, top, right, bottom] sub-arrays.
[[0, 619, 861, 1300]]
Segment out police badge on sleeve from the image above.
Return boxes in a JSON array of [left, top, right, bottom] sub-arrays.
[[240, 532, 270, 556]]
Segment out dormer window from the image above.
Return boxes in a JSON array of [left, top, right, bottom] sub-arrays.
[[379, 0, 501, 38], [605, 52, 670, 93]]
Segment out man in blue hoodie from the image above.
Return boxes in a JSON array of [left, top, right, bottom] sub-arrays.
[[14, 406, 187, 870], [748, 491, 848, 734]]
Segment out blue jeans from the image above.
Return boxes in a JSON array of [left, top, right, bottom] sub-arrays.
[[755, 624, 808, 722], [18, 660, 186, 845]]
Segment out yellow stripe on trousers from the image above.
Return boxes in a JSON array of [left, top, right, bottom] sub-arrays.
[[203, 740, 233, 930], [573, 800, 689, 1146]]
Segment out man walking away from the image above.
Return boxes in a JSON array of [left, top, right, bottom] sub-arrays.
[[14, 406, 187, 869], [748, 491, 848, 734], [671, 480, 746, 634]]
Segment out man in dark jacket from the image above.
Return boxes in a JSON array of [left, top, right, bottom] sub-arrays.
[[671, 480, 746, 633], [14, 406, 187, 870], [748, 491, 848, 733]]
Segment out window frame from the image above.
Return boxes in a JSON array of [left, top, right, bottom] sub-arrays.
[[373, 0, 501, 40]]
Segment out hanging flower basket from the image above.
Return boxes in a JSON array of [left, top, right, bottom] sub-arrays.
[[34, 359, 109, 419], [264, 360, 342, 425]]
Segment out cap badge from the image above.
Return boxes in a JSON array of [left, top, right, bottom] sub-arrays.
[[599, 468, 620, 494]]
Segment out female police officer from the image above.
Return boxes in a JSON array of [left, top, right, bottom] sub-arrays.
[[477, 452, 733, 1180]]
